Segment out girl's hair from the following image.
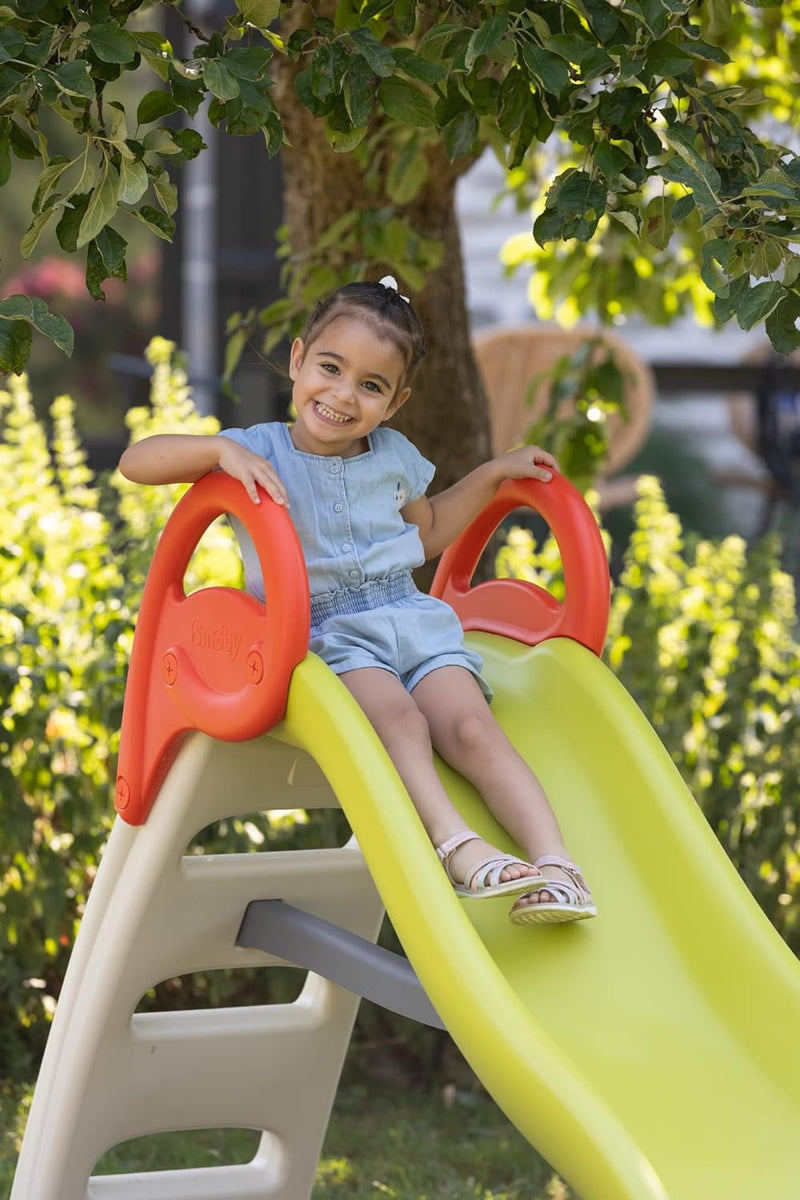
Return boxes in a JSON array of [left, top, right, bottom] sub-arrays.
[[301, 281, 426, 384]]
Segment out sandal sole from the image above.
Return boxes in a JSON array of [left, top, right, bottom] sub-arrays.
[[509, 904, 597, 926]]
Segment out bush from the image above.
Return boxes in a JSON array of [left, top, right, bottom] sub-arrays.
[[501, 476, 800, 951], [0, 340, 247, 1077]]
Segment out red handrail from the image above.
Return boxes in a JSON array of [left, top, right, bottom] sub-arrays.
[[114, 472, 309, 826], [430, 474, 609, 656]]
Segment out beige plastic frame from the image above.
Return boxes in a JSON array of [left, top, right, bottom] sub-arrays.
[[11, 731, 383, 1200]]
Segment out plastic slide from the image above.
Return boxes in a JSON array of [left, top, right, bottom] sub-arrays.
[[11, 470, 800, 1200]]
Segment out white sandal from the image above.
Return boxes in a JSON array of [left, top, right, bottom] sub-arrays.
[[509, 855, 597, 924], [436, 830, 548, 899]]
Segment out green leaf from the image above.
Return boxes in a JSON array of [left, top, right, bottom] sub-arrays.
[[203, 59, 241, 101], [521, 44, 570, 98], [153, 168, 177, 214], [391, 47, 445, 85], [56, 192, 91, 252], [609, 207, 641, 237], [85, 226, 127, 299], [660, 132, 723, 221], [53, 60, 95, 100], [223, 46, 272, 81], [86, 22, 138, 65], [117, 157, 148, 204], [644, 193, 675, 251], [443, 108, 478, 161], [465, 14, 509, 72], [343, 54, 375, 128], [9, 119, 36, 159], [350, 27, 396, 77], [323, 115, 366, 152], [77, 161, 119, 248], [235, 0, 280, 27], [735, 280, 785, 331], [131, 203, 175, 241], [593, 140, 631, 182], [0, 294, 73, 356], [0, 121, 10, 186], [765, 292, 800, 355], [0, 317, 31, 374], [387, 134, 429, 204], [0, 65, 26, 109], [644, 39, 694, 78], [533, 169, 607, 246], [377, 77, 435, 127], [700, 237, 730, 295], [137, 89, 179, 124], [20, 204, 56, 258]]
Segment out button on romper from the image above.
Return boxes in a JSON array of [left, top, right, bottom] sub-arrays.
[[219, 422, 492, 699]]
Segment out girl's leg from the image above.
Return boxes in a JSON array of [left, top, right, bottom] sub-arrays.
[[411, 666, 581, 908], [339, 666, 539, 888]]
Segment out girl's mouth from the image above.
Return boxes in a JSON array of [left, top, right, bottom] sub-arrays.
[[314, 401, 352, 425]]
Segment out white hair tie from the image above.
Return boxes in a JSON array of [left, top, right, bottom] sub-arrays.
[[379, 274, 410, 303]]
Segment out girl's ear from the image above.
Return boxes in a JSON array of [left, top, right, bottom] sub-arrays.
[[289, 338, 305, 380], [385, 385, 411, 420]]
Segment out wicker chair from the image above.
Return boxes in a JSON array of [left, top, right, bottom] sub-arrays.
[[473, 325, 655, 509]]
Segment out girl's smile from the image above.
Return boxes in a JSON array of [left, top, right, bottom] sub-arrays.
[[288, 316, 410, 457]]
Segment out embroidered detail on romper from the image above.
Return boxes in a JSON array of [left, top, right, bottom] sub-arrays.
[[395, 481, 408, 506]]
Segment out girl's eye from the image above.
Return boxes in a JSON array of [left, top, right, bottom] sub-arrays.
[[321, 362, 339, 374], [363, 380, 382, 393]]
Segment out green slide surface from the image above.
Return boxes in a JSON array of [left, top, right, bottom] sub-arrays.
[[429, 634, 800, 1199], [281, 634, 800, 1199]]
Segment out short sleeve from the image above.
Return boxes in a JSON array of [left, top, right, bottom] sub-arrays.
[[383, 428, 435, 502], [218, 423, 278, 462]]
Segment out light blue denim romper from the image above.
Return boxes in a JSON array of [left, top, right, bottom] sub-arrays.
[[219, 422, 491, 699]]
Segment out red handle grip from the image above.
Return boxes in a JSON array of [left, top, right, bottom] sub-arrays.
[[115, 472, 310, 825], [430, 474, 609, 655]]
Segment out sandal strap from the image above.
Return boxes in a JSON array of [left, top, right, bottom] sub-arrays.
[[465, 854, 540, 891], [436, 830, 480, 865], [533, 856, 592, 904]]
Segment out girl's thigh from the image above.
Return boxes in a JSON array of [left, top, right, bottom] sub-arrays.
[[410, 665, 498, 747], [339, 665, 427, 741]]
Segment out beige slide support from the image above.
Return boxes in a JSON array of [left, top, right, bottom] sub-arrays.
[[11, 730, 383, 1200]]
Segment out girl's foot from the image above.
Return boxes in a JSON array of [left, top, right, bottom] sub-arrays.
[[436, 830, 547, 899], [510, 856, 596, 925]]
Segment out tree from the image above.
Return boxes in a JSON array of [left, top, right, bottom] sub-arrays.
[[3, 1, 800, 492]]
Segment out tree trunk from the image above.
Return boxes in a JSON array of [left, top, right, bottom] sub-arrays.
[[272, 11, 493, 555]]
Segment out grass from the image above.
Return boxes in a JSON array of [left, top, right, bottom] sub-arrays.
[[1, 1078, 576, 1200]]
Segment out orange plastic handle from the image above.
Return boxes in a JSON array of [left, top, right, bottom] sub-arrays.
[[430, 474, 609, 655], [114, 472, 310, 825]]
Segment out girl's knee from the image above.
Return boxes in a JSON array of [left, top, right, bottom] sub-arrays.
[[386, 696, 431, 750], [445, 710, 497, 757]]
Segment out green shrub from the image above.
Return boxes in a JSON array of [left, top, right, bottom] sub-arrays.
[[501, 476, 800, 951]]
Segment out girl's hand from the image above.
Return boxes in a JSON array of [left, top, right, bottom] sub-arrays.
[[216, 438, 289, 507], [492, 445, 559, 484]]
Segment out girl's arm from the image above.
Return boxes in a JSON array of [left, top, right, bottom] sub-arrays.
[[118, 434, 289, 506], [401, 445, 557, 561]]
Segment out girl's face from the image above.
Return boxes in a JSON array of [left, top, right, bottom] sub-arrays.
[[288, 315, 410, 457]]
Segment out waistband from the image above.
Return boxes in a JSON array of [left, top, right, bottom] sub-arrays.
[[311, 571, 416, 625]]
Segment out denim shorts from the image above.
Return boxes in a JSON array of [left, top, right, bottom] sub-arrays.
[[309, 573, 492, 701]]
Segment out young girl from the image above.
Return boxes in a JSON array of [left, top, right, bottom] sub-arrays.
[[119, 277, 595, 925]]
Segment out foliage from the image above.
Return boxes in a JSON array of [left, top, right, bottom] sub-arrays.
[[500, 475, 800, 951], [3, 3, 800, 373], [0, 339, 238, 1076], [518, 334, 628, 492], [501, 2, 800, 340]]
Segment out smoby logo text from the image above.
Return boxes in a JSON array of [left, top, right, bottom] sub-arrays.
[[191, 620, 241, 662]]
